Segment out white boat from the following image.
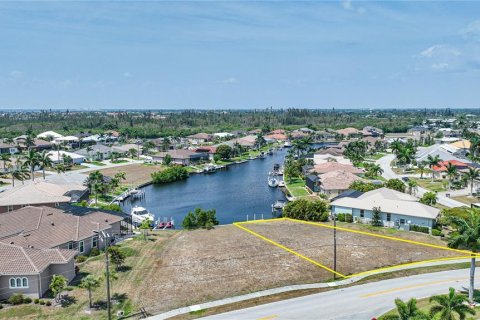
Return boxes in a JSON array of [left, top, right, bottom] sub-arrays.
[[284, 141, 292, 147], [268, 174, 278, 187], [259, 152, 266, 159], [130, 206, 155, 226]]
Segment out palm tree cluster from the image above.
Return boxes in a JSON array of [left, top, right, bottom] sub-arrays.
[[390, 139, 416, 167], [84, 170, 126, 205], [344, 140, 370, 164], [384, 288, 474, 320], [363, 162, 384, 179], [1, 149, 54, 186]]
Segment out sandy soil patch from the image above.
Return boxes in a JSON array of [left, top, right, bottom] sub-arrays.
[[89, 164, 164, 185]]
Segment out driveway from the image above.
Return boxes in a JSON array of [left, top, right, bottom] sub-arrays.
[[376, 154, 466, 208]]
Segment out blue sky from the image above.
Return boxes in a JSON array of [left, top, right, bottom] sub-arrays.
[[0, 1, 480, 109]]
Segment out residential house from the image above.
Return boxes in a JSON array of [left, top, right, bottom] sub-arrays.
[[227, 135, 257, 149], [432, 160, 470, 179], [76, 144, 114, 160], [305, 175, 320, 193], [0, 205, 130, 255], [14, 136, 53, 151], [317, 170, 364, 198], [416, 145, 471, 164], [186, 133, 213, 145], [311, 162, 364, 175], [0, 141, 18, 155], [213, 132, 234, 139], [0, 181, 88, 213], [112, 143, 142, 156], [0, 243, 76, 300], [152, 149, 209, 165], [46, 150, 86, 165], [330, 187, 440, 229], [264, 133, 288, 142], [36, 131, 63, 140], [336, 127, 361, 138], [195, 146, 217, 161], [362, 126, 384, 138], [314, 152, 352, 165]]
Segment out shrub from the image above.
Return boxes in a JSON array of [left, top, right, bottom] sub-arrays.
[[182, 208, 219, 230], [432, 229, 442, 236], [345, 214, 353, 223], [23, 297, 32, 304], [39, 300, 46, 305], [283, 199, 329, 222], [151, 166, 189, 184], [411, 224, 429, 234], [7, 293, 24, 305], [34, 298, 40, 304], [45, 301, 52, 306], [336, 213, 345, 222], [90, 248, 100, 257], [76, 255, 87, 263]]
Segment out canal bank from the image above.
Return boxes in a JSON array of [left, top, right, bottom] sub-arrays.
[[121, 148, 288, 227]]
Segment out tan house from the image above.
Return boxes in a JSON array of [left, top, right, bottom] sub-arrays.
[[152, 149, 209, 165], [336, 127, 361, 138], [312, 162, 364, 175], [186, 133, 213, 145], [318, 170, 364, 198], [0, 243, 76, 300], [0, 181, 88, 213], [0, 205, 130, 255]]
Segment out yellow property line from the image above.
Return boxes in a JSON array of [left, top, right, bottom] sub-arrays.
[[283, 218, 478, 256], [235, 218, 480, 278], [234, 223, 347, 278], [360, 277, 466, 298]]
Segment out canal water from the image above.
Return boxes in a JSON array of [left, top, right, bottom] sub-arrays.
[[121, 148, 288, 227]]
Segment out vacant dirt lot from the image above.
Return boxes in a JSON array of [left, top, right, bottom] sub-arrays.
[[246, 220, 462, 277], [89, 164, 164, 185]]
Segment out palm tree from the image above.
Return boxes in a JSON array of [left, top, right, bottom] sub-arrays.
[[390, 139, 403, 156], [86, 145, 93, 159], [416, 161, 428, 179], [448, 209, 480, 303], [367, 164, 383, 178], [445, 163, 458, 190], [1, 153, 11, 173], [92, 181, 104, 205], [79, 275, 101, 309], [54, 164, 66, 175], [255, 134, 266, 150], [397, 147, 414, 167], [429, 287, 475, 319], [23, 149, 39, 181], [38, 151, 53, 179], [10, 164, 28, 187], [407, 179, 418, 195], [382, 298, 429, 320], [128, 148, 137, 159], [465, 168, 480, 196], [427, 155, 441, 182]]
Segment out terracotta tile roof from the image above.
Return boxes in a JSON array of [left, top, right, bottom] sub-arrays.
[[313, 163, 363, 174], [186, 133, 212, 140], [264, 133, 287, 141], [432, 160, 469, 172], [0, 206, 125, 249], [319, 170, 364, 190], [315, 148, 344, 156], [336, 127, 360, 136], [0, 242, 76, 275], [195, 146, 217, 153]]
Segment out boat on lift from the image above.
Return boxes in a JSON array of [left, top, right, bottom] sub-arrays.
[[259, 151, 266, 159], [130, 206, 155, 226], [268, 173, 279, 187], [278, 180, 285, 187]]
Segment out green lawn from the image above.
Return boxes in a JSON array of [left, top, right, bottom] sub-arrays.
[[89, 161, 106, 166], [285, 177, 310, 197], [366, 152, 387, 160], [412, 178, 447, 192]]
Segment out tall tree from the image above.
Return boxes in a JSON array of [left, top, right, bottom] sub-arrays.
[[23, 149, 39, 181], [448, 209, 480, 303], [80, 275, 101, 309], [382, 298, 429, 320], [38, 150, 53, 179], [427, 155, 441, 182], [465, 168, 480, 196], [445, 163, 458, 190]]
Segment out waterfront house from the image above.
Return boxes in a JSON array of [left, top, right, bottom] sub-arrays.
[[195, 146, 217, 161], [112, 143, 142, 156], [305, 175, 320, 192], [416, 145, 470, 164], [0, 205, 130, 255], [312, 162, 363, 175], [330, 187, 439, 229], [0, 242, 76, 300], [318, 170, 364, 198], [362, 126, 384, 138], [0, 181, 88, 213], [314, 152, 352, 165], [264, 133, 288, 142], [186, 133, 213, 145], [152, 149, 209, 165], [14, 136, 53, 151]]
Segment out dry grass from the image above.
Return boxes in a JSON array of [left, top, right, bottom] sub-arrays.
[[88, 164, 164, 186]]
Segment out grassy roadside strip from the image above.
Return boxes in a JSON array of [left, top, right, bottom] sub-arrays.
[[168, 262, 479, 320]]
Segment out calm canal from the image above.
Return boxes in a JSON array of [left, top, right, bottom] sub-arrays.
[[121, 148, 288, 227]]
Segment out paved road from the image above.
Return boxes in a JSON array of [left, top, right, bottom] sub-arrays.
[[376, 154, 466, 208], [201, 268, 477, 320]]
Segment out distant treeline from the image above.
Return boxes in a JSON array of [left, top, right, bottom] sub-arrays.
[[0, 108, 475, 139]]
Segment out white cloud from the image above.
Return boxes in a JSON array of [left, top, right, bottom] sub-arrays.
[[420, 45, 460, 58], [341, 0, 366, 14], [461, 20, 480, 41], [431, 63, 449, 71], [123, 72, 133, 78], [9, 70, 23, 79], [223, 77, 237, 84]]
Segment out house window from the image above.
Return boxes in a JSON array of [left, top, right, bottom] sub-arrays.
[[386, 213, 391, 222], [360, 210, 364, 218], [92, 237, 98, 248], [7, 205, 14, 212], [79, 240, 84, 253], [9, 277, 28, 288], [68, 242, 74, 250], [400, 219, 405, 224]]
